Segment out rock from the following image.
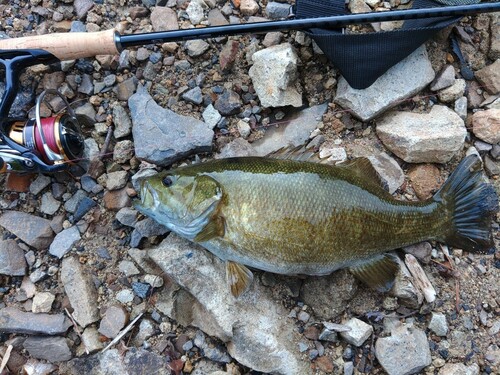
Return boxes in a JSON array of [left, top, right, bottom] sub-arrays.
[[182, 87, 203, 105], [32, 292, 55, 313], [134, 217, 169, 237], [484, 155, 500, 176], [319, 145, 347, 164], [49, 226, 81, 258], [59, 348, 171, 374], [119, 260, 140, 276], [82, 327, 104, 353], [390, 260, 423, 309], [300, 270, 358, 320], [428, 312, 448, 336], [64, 190, 88, 214], [454, 96, 468, 120], [116, 207, 139, 227], [74, 0, 93, 19], [376, 105, 466, 163], [113, 106, 132, 139], [344, 361, 354, 375], [151, 6, 178, 31], [318, 328, 338, 342], [252, 103, 328, 156], [485, 344, 500, 365], [430, 65, 455, 91], [185, 40, 210, 57], [367, 153, 404, 194], [219, 40, 239, 71], [202, 104, 222, 129], [475, 59, 500, 94], [106, 171, 129, 191], [113, 140, 135, 164], [375, 324, 431, 375], [133, 319, 155, 346], [266, 2, 291, 19], [103, 188, 132, 211], [132, 281, 151, 298], [0, 307, 70, 335], [148, 234, 310, 374], [40, 192, 61, 215], [490, 14, 500, 60], [263, 32, 282, 47], [0, 239, 27, 276], [99, 305, 128, 339], [214, 90, 242, 115], [75, 103, 96, 121], [339, 318, 373, 347], [471, 109, 500, 144], [116, 77, 138, 101], [249, 43, 302, 108], [186, 0, 205, 24], [60, 256, 99, 327], [24, 337, 72, 362], [29, 175, 51, 196], [237, 120, 251, 138], [240, 0, 259, 16], [208, 9, 229, 26], [73, 197, 98, 223], [438, 363, 479, 375], [0, 211, 54, 250], [129, 85, 213, 166], [407, 164, 442, 200], [437, 79, 466, 103], [217, 138, 256, 158], [116, 289, 134, 304], [402, 242, 432, 264], [335, 46, 435, 121]]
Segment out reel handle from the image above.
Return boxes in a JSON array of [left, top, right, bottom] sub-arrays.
[[0, 29, 120, 61]]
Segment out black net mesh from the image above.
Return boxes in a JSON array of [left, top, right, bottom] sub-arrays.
[[295, 0, 480, 89]]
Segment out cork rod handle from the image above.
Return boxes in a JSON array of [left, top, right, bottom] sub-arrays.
[[0, 29, 120, 61]]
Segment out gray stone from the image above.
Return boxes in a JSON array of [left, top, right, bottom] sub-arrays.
[[390, 260, 423, 309], [151, 6, 178, 31], [74, 0, 93, 19], [249, 43, 302, 108], [134, 217, 169, 237], [73, 197, 97, 223], [454, 96, 468, 120], [375, 324, 431, 375], [402, 242, 432, 264], [0, 307, 71, 335], [106, 171, 129, 191], [82, 138, 99, 171], [113, 140, 135, 164], [82, 327, 104, 353], [40, 192, 61, 215], [214, 90, 242, 115], [428, 312, 448, 336], [32, 292, 55, 313], [0, 211, 54, 250], [99, 305, 128, 339], [64, 190, 88, 214], [318, 329, 338, 342], [208, 9, 228, 26], [129, 85, 213, 166], [185, 40, 210, 57], [186, 0, 205, 25], [30, 175, 51, 196], [119, 260, 140, 277], [133, 319, 155, 346], [49, 226, 81, 258], [113, 106, 132, 139], [78, 74, 94, 95], [367, 153, 404, 194], [344, 362, 354, 375], [438, 363, 479, 375], [266, 2, 291, 19], [61, 256, 99, 327], [75, 103, 96, 121], [237, 120, 251, 138], [182, 86, 203, 105], [240, 0, 259, 16], [437, 79, 466, 103], [128, 248, 163, 275], [116, 207, 139, 227], [430, 65, 455, 91], [116, 289, 134, 304], [202, 104, 222, 129], [148, 234, 310, 374], [376, 105, 466, 163], [339, 318, 373, 347], [490, 13, 500, 60], [216, 138, 256, 158], [0, 239, 27, 276], [335, 46, 435, 121], [24, 336, 72, 362], [252, 103, 327, 156]]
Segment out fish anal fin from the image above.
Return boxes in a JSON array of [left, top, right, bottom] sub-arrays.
[[267, 145, 329, 164], [338, 157, 388, 191], [194, 215, 225, 242], [226, 261, 254, 297], [349, 253, 400, 292]]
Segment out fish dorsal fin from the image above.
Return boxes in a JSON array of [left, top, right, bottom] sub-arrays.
[[226, 261, 254, 297], [267, 145, 329, 164], [349, 253, 400, 292], [194, 215, 225, 242], [337, 157, 388, 191]]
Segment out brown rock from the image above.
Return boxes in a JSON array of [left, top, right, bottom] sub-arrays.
[[472, 109, 500, 144], [475, 59, 500, 94], [129, 6, 149, 20], [103, 188, 132, 211], [219, 40, 240, 71], [98, 305, 129, 339], [5, 173, 34, 192], [151, 6, 178, 32], [315, 356, 334, 373], [407, 164, 443, 200], [0, 211, 54, 250], [303, 326, 320, 340]]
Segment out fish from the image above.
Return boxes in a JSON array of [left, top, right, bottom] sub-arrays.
[[135, 149, 499, 297]]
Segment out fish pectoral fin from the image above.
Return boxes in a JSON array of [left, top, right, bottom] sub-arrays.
[[194, 215, 225, 242], [338, 157, 389, 192], [226, 261, 254, 298], [267, 145, 329, 164], [349, 253, 400, 293]]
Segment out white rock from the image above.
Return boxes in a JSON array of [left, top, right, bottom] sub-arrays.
[[428, 312, 448, 336], [376, 105, 466, 163], [335, 45, 435, 121], [202, 104, 222, 129], [240, 0, 259, 16], [116, 289, 134, 304], [339, 318, 373, 347], [144, 274, 164, 288], [237, 120, 251, 139], [454, 96, 468, 120], [430, 65, 455, 91], [438, 79, 466, 103], [249, 43, 302, 108], [32, 292, 55, 313], [367, 153, 404, 194], [438, 363, 479, 375], [186, 0, 205, 24], [118, 260, 140, 277]]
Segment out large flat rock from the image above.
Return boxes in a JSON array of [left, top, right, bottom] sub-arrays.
[[0, 307, 71, 335], [0, 211, 54, 250]]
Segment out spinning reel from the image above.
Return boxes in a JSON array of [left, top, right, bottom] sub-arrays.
[[0, 49, 85, 173]]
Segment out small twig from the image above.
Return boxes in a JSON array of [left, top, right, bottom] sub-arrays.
[[101, 312, 144, 353], [0, 344, 13, 373], [405, 254, 436, 303], [65, 308, 89, 355], [100, 126, 114, 160]]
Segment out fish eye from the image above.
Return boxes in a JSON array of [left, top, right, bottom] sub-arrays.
[[162, 176, 173, 187]]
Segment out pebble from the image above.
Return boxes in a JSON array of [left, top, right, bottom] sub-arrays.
[[429, 312, 449, 336], [186, 0, 205, 24], [217, 138, 256, 158], [240, 0, 259, 15], [202, 104, 222, 129], [144, 274, 164, 288], [0, 307, 70, 335], [237, 120, 251, 138], [32, 292, 55, 313], [403, 242, 432, 263], [116, 289, 134, 304], [344, 361, 354, 375], [208, 9, 229, 26], [0, 239, 27, 276], [266, 2, 291, 19], [335, 46, 435, 121], [474, 59, 500, 94], [151, 6, 179, 31], [82, 327, 104, 353], [64, 190, 88, 214], [318, 329, 338, 342], [24, 336, 72, 362], [118, 260, 141, 277], [219, 40, 240, 70], [454, 96, 468, 120], [430, 65, 455, 91], [132, 281, 151, 299], [315, 356, 334, 373], [103, 188, 132, 211], [116, 77, 138, 101], [185, 40, 210, 57], [113, 105, 133, 139], [0, 211, 54, 250], [106, 171, 129, 191], [182, 86, 203, 105], [297, 310, 310, 323], [407, 164, 442, 200], [60, 256, 99, 327], [113, 140, 135, 164], [249, 43, 302, 108], [437, 78, 466, 103], [438, 363, 479, 375], [376, 105, 466, 163], [99, 305, 128, 339], [339, 318, 373, 347], [49, 226, 81, 258], [29, 175, 51, 196], [214, 89, 242, 115], [367, 152, 404, 194], [116, 207, 139, 227], [471, 109, 500, 144], [133, 319, 155, 346], [73, 197, 97, 222]]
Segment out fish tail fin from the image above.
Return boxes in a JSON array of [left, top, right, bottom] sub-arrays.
[[435, 155, 498, 254]]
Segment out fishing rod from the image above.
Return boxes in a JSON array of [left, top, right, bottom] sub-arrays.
[[0, 2, 499, 174]]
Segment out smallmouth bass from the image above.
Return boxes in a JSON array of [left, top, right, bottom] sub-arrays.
[[136, 151, 499, 297]]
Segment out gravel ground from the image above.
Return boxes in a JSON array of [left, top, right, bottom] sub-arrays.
[[0, 0, 499, 374]]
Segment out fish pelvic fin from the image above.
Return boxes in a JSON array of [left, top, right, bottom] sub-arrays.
[[194, 215, 225, 242], [226, 261, 254, 298], [349, 253, 400, 292], [435, 155, 499, 254]]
